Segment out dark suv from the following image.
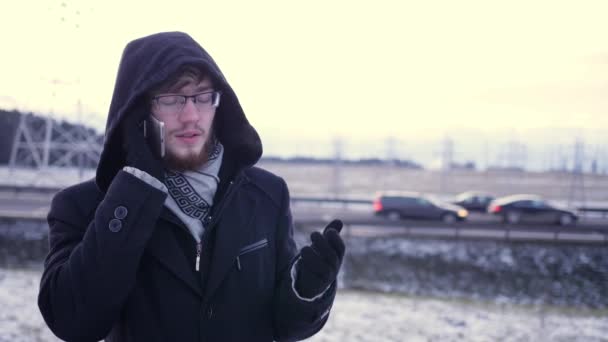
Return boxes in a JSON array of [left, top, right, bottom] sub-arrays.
[[373, 192, 468, 223]]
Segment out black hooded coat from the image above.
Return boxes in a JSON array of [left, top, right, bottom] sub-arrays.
[[37, 32, 335, 342]]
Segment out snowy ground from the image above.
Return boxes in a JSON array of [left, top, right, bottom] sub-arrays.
[[1, 267, 606, 342], [309, 291, 608, 342]]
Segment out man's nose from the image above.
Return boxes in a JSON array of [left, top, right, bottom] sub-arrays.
[[178, 98, 199, 122]]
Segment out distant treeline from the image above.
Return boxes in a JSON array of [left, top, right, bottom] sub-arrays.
[[260, 156, 423, 168]]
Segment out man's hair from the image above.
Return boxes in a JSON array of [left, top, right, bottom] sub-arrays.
[[151, 65, 212, 95]]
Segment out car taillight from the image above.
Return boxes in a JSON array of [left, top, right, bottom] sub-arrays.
[[373, 199, 383, 212], [490, 205, 501, 213]]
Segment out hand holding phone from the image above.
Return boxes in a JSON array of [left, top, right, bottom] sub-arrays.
[[121, 111, 165, 180], [143, 115, 165, 158]]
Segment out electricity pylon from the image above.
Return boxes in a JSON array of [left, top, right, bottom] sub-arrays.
[[567, 139, 586, 208]]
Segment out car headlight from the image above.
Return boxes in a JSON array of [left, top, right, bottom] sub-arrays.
[[457, 209, 468, 218]]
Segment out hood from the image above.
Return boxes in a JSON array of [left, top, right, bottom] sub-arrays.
[[96, 31, 262, 191]]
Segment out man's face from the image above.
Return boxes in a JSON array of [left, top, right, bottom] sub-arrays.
[[151, 76, 217, 171]]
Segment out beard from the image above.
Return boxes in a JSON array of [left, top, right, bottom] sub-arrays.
[[163, 124, 216, 172], [163, 139, 214, 172]]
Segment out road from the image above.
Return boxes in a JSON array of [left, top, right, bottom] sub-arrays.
[[291, 201, 608, 228], [0, 191, 606, 244], [0, 192, 51, 218]]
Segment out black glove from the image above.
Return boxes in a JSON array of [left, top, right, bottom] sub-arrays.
[[296, 219, 346, 298], [121, 110, 164, 181]]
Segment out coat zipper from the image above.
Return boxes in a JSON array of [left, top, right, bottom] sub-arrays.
[[196, 176, 244, 272], [207, 179, 239, 229], [195, 242, 202, 272], [235, 238, 269, 271], [238, 239, 269, 255]]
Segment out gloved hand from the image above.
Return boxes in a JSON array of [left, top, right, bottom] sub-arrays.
[[295, 219, 346, 298], [121, 110, 165, 181]]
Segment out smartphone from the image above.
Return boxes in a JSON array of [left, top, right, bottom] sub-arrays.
[[143, 115, 165, 158]]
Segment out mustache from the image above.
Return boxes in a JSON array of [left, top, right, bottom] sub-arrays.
[[168, 126, 205, 135]]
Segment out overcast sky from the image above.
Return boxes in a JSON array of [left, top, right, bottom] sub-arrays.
[[1, 0, 607, 149]]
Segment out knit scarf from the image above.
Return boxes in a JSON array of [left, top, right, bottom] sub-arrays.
[[163, 141, 223, 242]]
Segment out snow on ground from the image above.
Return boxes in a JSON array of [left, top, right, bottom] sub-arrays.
[[1, 267, 606, 342], [0, 268, 56, 342], [308, 290, 608, 342]]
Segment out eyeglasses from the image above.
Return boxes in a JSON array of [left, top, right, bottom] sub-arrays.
[[152, 91, 221, 116]]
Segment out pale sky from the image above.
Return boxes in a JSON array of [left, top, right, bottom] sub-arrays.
[[1, 0, 607, 147]]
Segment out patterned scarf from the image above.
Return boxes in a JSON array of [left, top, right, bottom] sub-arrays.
[[163, 141, 223, 241]]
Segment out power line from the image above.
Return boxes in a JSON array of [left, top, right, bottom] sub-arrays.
[[439, 136, 454, 193], [332, 137, 343, 198], [567, 139, 586, 208]]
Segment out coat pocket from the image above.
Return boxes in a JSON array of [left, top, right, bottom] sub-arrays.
[[236, 238, 268, 271]]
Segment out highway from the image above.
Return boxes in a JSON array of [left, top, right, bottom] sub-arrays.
[[292, 201, 608, 227], [0, 191, 51, 218], [1, 190, 606, 234], [293, 202, 608, 243]]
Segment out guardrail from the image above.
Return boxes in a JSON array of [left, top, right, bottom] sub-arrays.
[[294, 218, 608, 244], [0, 185, 60, 195], [2, 185, 608, 219], [295, 216, 607, 232], [578, 207, 608, 218], [2, 208, 606, 244]]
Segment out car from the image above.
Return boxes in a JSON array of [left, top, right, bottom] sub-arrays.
[[453, 191, 495, 212], [373, 191, 468, 223], [487, 194, 578, 226]]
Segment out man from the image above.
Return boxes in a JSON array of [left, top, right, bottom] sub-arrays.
[[38, 31, 345, 342]]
